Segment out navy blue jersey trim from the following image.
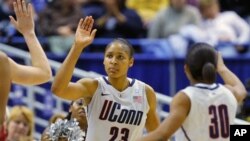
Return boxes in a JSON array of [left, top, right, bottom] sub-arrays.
[[103, 76, 111, 85], [102, 76, 135, 87], [181, 126, 191, 141], [194, 84, 219, 90], [129, 79, 135, 86]]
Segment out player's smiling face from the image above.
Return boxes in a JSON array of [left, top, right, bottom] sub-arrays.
[[104, 42, 133, 78]]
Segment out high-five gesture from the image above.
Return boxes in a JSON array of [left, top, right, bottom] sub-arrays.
[[9, 0, 34, 35], [75, 16, 97, 49]]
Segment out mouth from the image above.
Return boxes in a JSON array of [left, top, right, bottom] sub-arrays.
[[108, 68, 118, 73], [78, 110, 86, 116]]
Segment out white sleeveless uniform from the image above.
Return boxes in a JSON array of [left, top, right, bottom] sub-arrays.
[[174, 83, 238, 141], [86, 76, 149, 141]]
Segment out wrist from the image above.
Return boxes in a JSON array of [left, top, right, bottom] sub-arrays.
[[73, 42, 86, 51], [217, 65, 228, 74], [23, 31, 36, 38]]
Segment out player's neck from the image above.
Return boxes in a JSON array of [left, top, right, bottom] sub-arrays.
[[79, 121, 88, 131], [108, 77, 129, 92]]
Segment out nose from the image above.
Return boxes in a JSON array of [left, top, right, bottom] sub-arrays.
[[110, 57, 117, 64], [18, 122, 27, 129]]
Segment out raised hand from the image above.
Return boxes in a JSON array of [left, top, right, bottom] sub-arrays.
[[9, 0, 34, 35], [74, 16, 97, 49]]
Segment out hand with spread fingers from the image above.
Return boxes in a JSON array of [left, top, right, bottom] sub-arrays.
[[9, 0, 34, 36], [74, 16, 97, 49]]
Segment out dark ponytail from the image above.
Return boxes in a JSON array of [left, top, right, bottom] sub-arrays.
[[186, 43, 217, 83], [202, 62, 216, 84]]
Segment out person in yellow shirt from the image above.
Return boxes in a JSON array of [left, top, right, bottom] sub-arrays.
[[126, 0, 169, 27]]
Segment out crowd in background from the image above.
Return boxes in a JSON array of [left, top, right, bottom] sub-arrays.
[[1, 0, 250, 55], [1, 0, 250, 140]]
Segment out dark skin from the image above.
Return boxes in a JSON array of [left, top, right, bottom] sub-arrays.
[[70, 98, 88, 131], [51, 16, 160, 133], [41, 99, 88, 141], [136, 53, 247, 141]]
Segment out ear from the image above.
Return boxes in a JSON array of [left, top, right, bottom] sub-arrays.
[[129, 58, 134, 67], [184, 64, 193, 81]]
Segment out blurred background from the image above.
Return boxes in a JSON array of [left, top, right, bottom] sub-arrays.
[[1, 0, 250, 140]]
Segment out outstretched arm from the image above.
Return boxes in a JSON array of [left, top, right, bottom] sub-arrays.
[[51, 16, 97, 100], [0, 52, 11, 125], [9, 0, 51, 85], [137, 92, 190, 141], [217, 52, 247, 103]]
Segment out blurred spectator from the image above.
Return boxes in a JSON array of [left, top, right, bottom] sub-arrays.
[[218, 0, 250, 23], [0, 0, 17, 37], [0, 108, 9, 141], [126, 0, 169, 28], [41, 98, 87, 140], [7, 106, 34, 141], [94, 0, 145, 38], [186, 0, 200, 7], [180, 0, 250, 55], [81, 0, 106, 20], [48, 113, 65, 124], [148, 0, 201, 38], [31, 0, 47, 14], [37, 0, 84, 54]]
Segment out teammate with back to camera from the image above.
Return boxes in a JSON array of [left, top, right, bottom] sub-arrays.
[[0, 0, 52, 140], [51, 16, 160, 141], [137, 43, 247, 141]]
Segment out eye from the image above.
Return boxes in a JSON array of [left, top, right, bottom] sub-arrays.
[[14, 120, 21, 124], [76, 101, 84, 106], [117, 55, 124, 60], [106, 54, 113, 58], [22, 122, 28, 127]]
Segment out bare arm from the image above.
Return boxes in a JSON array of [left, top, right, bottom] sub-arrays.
[[9, 0, 51, 85], [217, 52, 247, 103], [145, 85, 160, 132], [137, 92, 190, 141], [0, 52, 11, 125], [51, 17, 97, 100]]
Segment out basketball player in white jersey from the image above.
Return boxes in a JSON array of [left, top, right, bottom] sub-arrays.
[[0, 0, 52, 139], [137, 43, 247, 141], [51, 16, 160, 141]]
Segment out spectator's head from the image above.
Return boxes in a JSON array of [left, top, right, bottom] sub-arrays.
[[185, 43, 217, 84], [199, 0, 220, 19], [2, 0, 15, 11], [48, 0, 79, 10], [65, 98, 87, 127], [7, 106, 34, 141], [104, 0, 127, 10], [170, 0, 186, 11], [49, 114, 65, 124]]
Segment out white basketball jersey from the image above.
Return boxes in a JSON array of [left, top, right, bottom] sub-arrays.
[[86, 76, 149, 141], [175, 83, 238, 141]]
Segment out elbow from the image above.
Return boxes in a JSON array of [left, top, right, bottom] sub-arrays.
[[240, 88, 248, 102], [51, 84, 62, 97], [44, 70, 52, 82]]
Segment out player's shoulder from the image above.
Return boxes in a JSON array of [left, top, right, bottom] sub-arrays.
[[77, 77, 99, 93]]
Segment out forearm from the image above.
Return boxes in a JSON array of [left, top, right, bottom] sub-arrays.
[[51, 43, 83, 95], [218, 65, 247, 102], [218, 66, 245, 90], [0, 53, 11, 124], [23, 32, 51, 78]]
